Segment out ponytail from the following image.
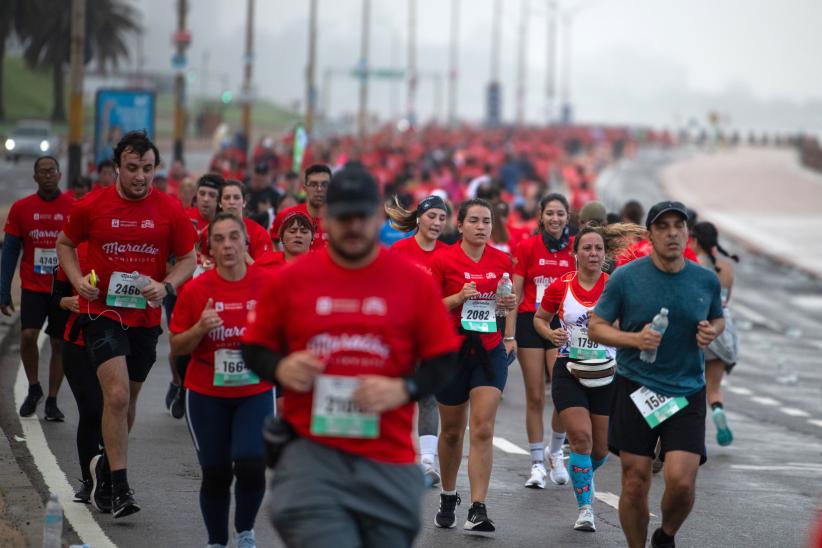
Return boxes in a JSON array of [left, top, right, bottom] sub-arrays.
[[384, 196, 418, 233]]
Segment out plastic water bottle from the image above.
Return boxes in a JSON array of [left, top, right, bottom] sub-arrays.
[[640, 307, 669, 363], [43, 493, 63, 548], [496, 273, 513, 317], [132, 271, 159, 308]]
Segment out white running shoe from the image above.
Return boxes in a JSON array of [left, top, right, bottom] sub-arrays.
[[421, 459, 441, 487], [574, 505, 596, 532], [524, 463, 547, 489], [547, 450, 569, 485]]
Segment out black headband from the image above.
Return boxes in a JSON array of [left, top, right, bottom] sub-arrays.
[[417, 195, 449, 217]]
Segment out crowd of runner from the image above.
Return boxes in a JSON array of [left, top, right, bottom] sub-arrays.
[[3, 122, 792, 548]]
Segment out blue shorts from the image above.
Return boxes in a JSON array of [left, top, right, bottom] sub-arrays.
[[436, 342, 514, 406], [185, 389, 274, 466]]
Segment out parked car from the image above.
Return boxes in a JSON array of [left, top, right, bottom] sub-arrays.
[[4, 120, 60, 161]]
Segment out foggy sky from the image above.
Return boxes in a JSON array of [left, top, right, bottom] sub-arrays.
[[131, 0, 822, 133]]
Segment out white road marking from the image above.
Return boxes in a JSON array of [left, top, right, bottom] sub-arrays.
[[750, 396, 780, 407], [14, 331, 116, 548], [492, 437, 530, 455], [731, 465, 822, 473], [781, 408, 810, 418], [726, 386, 753, 396], [807, 419, 822, 428], [731, 301, 782, 331], [595, 491, 656, 517]]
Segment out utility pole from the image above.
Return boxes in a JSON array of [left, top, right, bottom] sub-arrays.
[[305, 0, 318, 134], [486, 0, 503, 127], [516, 0, 529, 126], [559, 10, 572, 124], [544, 0, 557, 124], [67, 0, 85, 183], [241, 0, 255, 152], [406, 0, 417, 126], [172, 0, 189, 163], [447, 0, 460, 127], [357, 0, 371, 141]]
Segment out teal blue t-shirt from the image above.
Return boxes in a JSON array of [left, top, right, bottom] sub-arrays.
[[593, 256, 723, 396]]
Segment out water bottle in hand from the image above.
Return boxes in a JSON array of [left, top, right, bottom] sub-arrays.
[[132, 271, 159, 308], [43, 493, 63, 548], [640, 307, 669, 363], [496, 273, 513, 318]]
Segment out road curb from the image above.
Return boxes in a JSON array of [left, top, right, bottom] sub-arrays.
[[0, 315, 45, 548], [660, 162, 822, 282]]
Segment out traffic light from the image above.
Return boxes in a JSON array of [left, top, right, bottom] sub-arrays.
[[221, 90, 233, 104]]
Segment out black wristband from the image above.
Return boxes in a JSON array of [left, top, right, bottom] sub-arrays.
[[402, 376, 420, 402]]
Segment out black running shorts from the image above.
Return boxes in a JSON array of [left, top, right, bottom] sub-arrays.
[[81, 315, 162, 383]]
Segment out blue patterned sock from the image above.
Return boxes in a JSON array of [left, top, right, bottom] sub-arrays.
[[592, 455, 607, 472], [569, 452, 593, 508]]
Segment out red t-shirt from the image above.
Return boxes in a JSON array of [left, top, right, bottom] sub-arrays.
[[170, 266, 273, 398], [253, 251, 287, 273], [615, 238, 699, 267], [198, 216, 272, 261], [244, 248, 460, 464], [62, 186, 197, 328], [430, 243, 514, 350], [185, 207, 210, 232], [389, 236, 448, 274], [513, 234, 576, 314], [3, 192, 74, 293], [269, 204, 326, 250]]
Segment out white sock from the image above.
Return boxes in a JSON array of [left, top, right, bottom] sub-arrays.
[[529, 442, 545, 464], [549, 430, 566, 455], [420, 435, 438, 463], [442, 489, 457, 496]]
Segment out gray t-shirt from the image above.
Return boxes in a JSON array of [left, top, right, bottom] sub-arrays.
[[593, 256, 723, 396]]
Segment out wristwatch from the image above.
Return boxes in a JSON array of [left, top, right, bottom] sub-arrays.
[[164, 282, 176, 298], [402, 376, 420, 402]]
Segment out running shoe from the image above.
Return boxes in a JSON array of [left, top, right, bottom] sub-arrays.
[[651, 527, 676, 548], [171, 387, 186, 419], [524, 462, 547, 489], [44, 398, 64, 422], [236, 529, 256, 548], [422, 459, 441, 488], [464, 502, 495, 537], [73, 479, 92, 503], [165, 382, 180, 411], [574, 505, 596, 532], [712, 407, 733, 446], [19, 384, 43, 417], [546, 449, 569, 485], [111, 488, 140, 519], [652, 439, 664, 474], [434, 492, 461, 528], [89, 454, 112, 513]]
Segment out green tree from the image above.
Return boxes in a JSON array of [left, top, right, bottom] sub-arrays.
[[19, 0, 141, 122], [0, 0, 28, 121]]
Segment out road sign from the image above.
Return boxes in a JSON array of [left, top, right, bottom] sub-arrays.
[[94, 89, 156, 165]]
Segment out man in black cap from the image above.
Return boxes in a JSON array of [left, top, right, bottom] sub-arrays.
[[242, 165, 460, 547], [588, 201, 725, 548]]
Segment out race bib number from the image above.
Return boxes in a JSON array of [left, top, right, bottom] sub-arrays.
[[629, 386, 689, 428], [106, 271, 146, 309], [568, 325, 607, 361], [461, 299, 497, 333], [535, 281, 547, 309], [213, 349, 259, 387], [33, 248, 58, 275], [311, 375, 379, 439]]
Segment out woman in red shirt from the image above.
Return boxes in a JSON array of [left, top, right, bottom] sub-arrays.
[[513, 193, 575, 488], [386, 195, 450, 486], [170, 213, 273, 548], [430, 198, 518, 537], [255, 210, 314, 272]]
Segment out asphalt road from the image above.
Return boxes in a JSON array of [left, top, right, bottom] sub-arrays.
[[4, 147, 822, 547]]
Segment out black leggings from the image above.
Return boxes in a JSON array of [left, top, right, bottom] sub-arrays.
[[62, 342, 103, 482]]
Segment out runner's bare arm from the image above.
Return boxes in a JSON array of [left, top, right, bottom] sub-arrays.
[[162, 249, 197, 289], [533, 307, 567, 346], [170, 298, 223, 355], [513, 274, 525, 306], [55, 232, 98, 301], [696, 317, 725, 348], [443, 282, 478, 310], [588, 312, 660, 350]]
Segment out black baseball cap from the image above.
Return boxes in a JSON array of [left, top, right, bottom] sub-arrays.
[[646, 200, 688, 228], [326, 166, 381, 218]]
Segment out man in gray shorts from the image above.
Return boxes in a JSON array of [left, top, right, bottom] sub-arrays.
[[243, 165, 460, 547]]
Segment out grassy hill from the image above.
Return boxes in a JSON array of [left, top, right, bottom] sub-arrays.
[[1, 56, 300, 138]]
